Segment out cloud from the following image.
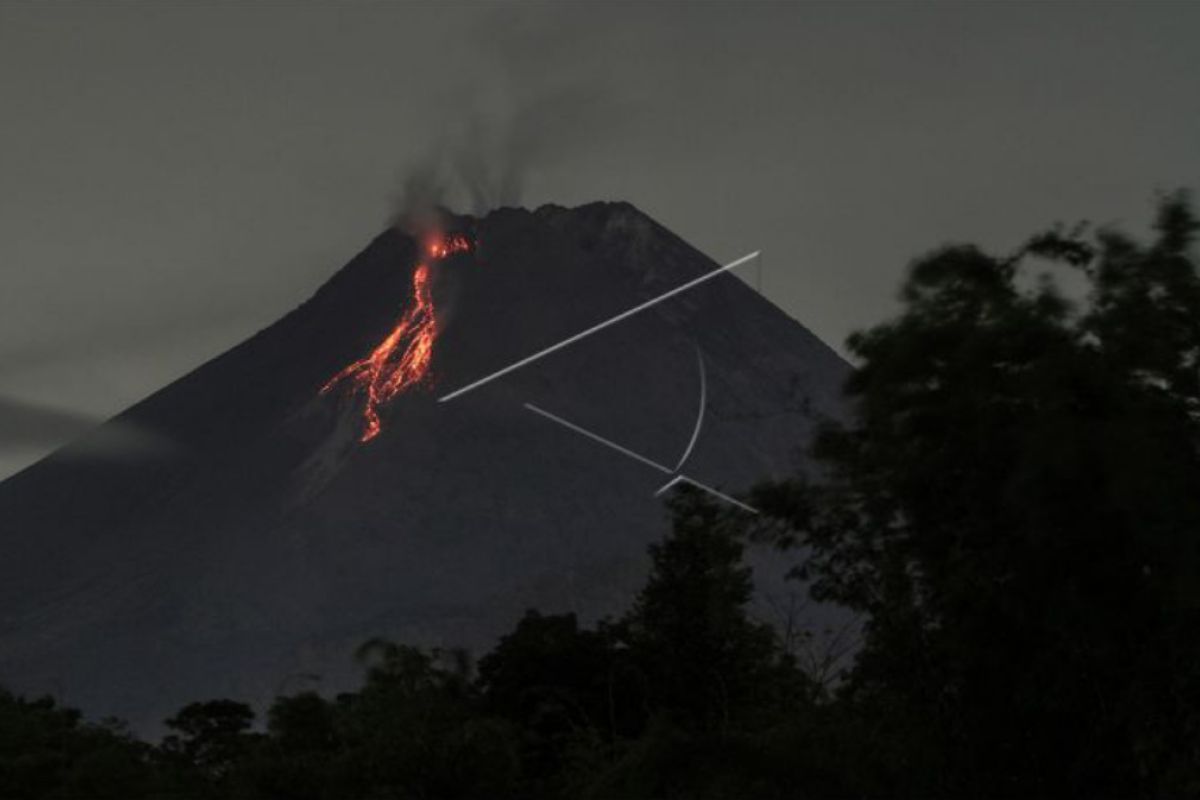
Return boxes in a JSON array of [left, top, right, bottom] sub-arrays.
[[0, 394, 174, 461], [0, 395, 99, 448]]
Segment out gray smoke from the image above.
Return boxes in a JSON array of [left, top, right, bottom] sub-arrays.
[[395, 8, 629, 222], [395, 83, 620, 223]]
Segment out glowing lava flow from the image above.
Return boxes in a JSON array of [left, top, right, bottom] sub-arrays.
[[428, 232, 471, 259], [321, 233, 470, 442]]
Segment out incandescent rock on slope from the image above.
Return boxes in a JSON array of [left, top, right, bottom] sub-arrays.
[[0, 202, 849, 730]]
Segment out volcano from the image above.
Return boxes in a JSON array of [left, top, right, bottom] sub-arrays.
[[0, 202, 850, 730]]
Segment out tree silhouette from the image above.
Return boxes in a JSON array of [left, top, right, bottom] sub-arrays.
[[0, 687, 151, 800], [756, 191, 1200, 798], [161, 699, 258, 787], [619, 488, 796, 732]]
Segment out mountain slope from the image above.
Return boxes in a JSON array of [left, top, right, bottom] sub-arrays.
[[0, 202, 849, 730]]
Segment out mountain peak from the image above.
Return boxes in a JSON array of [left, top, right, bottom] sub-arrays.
[[0, 201, 849, 731]]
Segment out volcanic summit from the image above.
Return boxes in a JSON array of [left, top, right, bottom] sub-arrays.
[[0, 202, 849, 730]]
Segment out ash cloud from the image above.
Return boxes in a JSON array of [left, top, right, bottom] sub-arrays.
[[397, 86, 616, 220], [395, 8, 629, 223]]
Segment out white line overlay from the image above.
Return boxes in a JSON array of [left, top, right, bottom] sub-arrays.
[[523, 403, 673, 475], [653, 475, 759, 515], [673, 347, 707, 472], [523, 402, 759, 514], [438, 251, 760, 402]]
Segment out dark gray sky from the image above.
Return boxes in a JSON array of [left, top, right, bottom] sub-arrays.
[[1, 1, 1197, 479]]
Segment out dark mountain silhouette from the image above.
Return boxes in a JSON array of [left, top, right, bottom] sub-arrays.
[[0, 202, 849, 730]]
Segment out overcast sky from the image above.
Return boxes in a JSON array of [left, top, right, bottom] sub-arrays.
[[1, 1, 1197, 480]]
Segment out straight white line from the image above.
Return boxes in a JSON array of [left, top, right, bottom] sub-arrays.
[[438, 251, 760, 402], [525, 403, 758, 514], [653, 475, 686, 496], [663, 475, 760, 515], [523, 403, 674, 475]]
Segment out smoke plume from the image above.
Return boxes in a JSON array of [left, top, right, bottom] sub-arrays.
[[395, 8, 628, 223]]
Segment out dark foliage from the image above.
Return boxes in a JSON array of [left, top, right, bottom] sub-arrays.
[[755, 190, 1200, 798], [0, 689, 153, 800]]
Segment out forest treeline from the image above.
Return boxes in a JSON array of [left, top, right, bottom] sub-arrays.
[[3, 194, 1198, 799]]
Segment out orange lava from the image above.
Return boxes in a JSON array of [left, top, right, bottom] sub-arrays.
[[428, 232, 472, 259], [321, 233, 471, 442]]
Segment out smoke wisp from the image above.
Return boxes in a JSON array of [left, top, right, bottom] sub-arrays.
[[395, 8, 629, 223]]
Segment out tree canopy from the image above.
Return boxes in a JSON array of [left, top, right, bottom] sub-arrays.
[[755, 190, 1200, 797]]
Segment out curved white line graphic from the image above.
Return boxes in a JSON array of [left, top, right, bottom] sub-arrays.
[[673, 346, 706, 472]]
